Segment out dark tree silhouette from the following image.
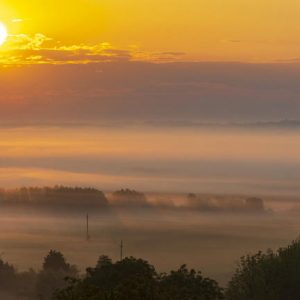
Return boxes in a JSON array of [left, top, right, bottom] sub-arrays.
[[0, 259, 37, 299], [0, 259, 16, 291], [55, 256, 223, 300], [0, 186, 109, 212], [43, 250, 71, 272], [37, 250, 78, 300], [159, 265, 224, 300], [96, 255, 113, 269], [226, 239, 300, 300]]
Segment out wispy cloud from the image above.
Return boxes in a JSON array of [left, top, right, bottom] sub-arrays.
[[11, 18, 24, 23], [0, 33, 186, 65]]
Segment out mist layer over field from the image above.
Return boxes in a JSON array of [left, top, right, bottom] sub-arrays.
[[1, 124, 300, 286], [1, 192, 300, 286], [1, 124, 300, 195]]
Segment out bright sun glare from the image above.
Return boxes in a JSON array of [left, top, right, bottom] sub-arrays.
[[0, 23, 8, 46]]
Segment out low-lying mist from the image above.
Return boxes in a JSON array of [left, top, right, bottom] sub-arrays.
[[1, 125, 300, 196], [1, 186, 300, 291]]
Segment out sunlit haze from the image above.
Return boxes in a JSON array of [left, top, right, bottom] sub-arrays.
[[0, 22, 7, 45], [1, 2, 300, 299]]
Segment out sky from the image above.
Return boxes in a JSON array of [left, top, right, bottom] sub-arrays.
[[1, 1, 300, 124], [0, 1, 300, 193], [2, 2, 300, 287], [2, 0, 300, 63]]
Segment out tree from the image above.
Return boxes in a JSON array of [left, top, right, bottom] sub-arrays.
[[87, 257, 158, 300], [226, 239, 300, 300], [37, 250, 78, 300], [0, 260, 37, 299], [43, 250, 71, 272], [0, 259, 17, 291], [96, 255, 113, 269], [111, 189, 150, 208], [55, 256, 223, 300], [158, 265, 224, 300]]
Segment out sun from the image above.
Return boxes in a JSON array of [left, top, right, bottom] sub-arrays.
[[0, 23, 8, 46]]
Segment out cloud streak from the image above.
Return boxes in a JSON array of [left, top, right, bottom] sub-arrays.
[[0, 33, 186, 65]]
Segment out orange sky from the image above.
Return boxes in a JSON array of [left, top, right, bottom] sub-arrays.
[[1, 0, 300, 63], [1, 1, 300, 194]]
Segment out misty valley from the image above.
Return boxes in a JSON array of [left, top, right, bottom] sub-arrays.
[[1, 187, 300, 299], [2, 0, 300, 298]]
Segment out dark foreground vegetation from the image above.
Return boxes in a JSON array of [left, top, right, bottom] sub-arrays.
[[2, 240, 300, 299]]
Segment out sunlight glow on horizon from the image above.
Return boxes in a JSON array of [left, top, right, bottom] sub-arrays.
[[2, 1, 300, 63], [0, 22, 8, 46]]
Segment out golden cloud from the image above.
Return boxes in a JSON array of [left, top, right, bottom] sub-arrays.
[[0, 33, 186, 65]]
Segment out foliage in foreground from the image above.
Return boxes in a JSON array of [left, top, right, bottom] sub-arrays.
[[55, 256, 224, 300], [3, 239, 300, 299], [0, 250, 77, 300], [226, 239, 300, 300]]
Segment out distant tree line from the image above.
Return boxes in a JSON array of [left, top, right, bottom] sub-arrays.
[[0, 186, 108, 211], [2, 239, 300, 299], [0, 186, 266, 213], [110, 189, 150, 208], [187, 194, 266, 213]]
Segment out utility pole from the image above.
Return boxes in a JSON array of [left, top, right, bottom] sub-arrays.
[[120, 240, 123, 260], [86, 213, 90, 241]]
